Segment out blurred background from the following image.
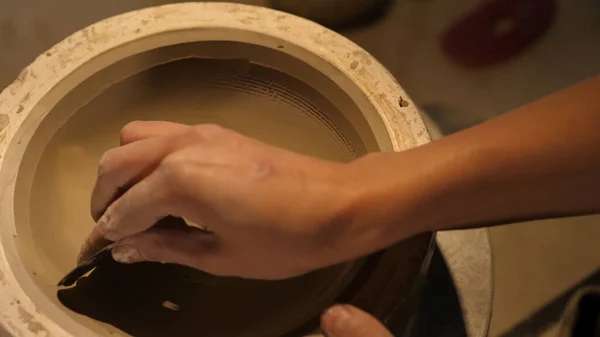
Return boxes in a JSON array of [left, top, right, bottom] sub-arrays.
[[2, 0, 600, 336]]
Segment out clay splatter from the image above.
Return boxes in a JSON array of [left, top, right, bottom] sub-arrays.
[[20, 93, 31, 106], [162, 300, 180, 311], [16, 69, 29, 84], [0, 114, 9, 132], [352, 50, 373, 65], [18, 306, 48, 335], [399, 96, 410, 107]]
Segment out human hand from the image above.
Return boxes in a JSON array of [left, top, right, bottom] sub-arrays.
[[318, 304, 393, 337], [78, 121, 380, 279]]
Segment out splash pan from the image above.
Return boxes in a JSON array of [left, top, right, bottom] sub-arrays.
[[0, 3, 433, 337]]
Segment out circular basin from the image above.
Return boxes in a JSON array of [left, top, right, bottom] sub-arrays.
[[0, 3, 433, 337]]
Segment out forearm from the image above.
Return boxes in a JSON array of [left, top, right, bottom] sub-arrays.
[[348, 74, 600, 249]]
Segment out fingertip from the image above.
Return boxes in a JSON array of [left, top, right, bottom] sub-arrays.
[[77, 230, 112, 265], [321, 304, 393, 337], [321, 304, 352, 336]]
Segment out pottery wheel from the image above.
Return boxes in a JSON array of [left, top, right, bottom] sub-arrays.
[[8, 39, 431, 337]]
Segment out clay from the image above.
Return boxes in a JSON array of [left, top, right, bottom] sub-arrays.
[[0, 3, 433, 337]]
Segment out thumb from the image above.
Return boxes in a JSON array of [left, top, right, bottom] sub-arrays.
[[321, 304, 394, 337], [110, 226, 222, 275]]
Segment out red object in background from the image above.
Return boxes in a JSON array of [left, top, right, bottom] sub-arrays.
[[441, 0, 556, 67]]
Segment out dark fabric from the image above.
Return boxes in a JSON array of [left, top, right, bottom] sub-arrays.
[[568, 293, 600, 337]]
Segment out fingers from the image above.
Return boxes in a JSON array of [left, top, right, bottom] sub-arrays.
[[110, 226, 220, 274], [321, 305, 393, 337], [80, 169, 179, 263], [100, 168, 179, 239], [91, 121, 189, 220], [91, 137, 172, 221], [120, 121, 188, 145]]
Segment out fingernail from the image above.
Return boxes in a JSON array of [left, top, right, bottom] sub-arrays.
[[322, 305, 352, 336], [111, 244, 142, 264]]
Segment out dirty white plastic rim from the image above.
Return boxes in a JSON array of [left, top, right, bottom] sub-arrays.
[[0, 3, 430, 336]]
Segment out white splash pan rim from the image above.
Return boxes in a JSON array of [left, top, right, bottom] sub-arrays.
[[0, 2, 430, 336]]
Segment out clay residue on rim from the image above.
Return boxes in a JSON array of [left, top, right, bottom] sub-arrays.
[[0, 114, 9, 133], [17, 306, 48, 335]]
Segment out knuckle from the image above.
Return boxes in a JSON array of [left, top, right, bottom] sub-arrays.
[[158, 153, 192, 196], [160, 152, 187, 177], [190, 124, 227, 140], [120, 120, 145, 144]]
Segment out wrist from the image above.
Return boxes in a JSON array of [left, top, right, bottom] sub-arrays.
[[336, 151, 441, 255], [341, 138, 491, 248]]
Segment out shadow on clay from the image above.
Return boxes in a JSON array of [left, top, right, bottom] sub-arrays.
[[58, 259, 230, 337], [57, 258, 321, 337]]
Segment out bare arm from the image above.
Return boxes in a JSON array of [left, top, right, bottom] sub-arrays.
[[80, 74, 600, 280], [348, 74, 600, 253]]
